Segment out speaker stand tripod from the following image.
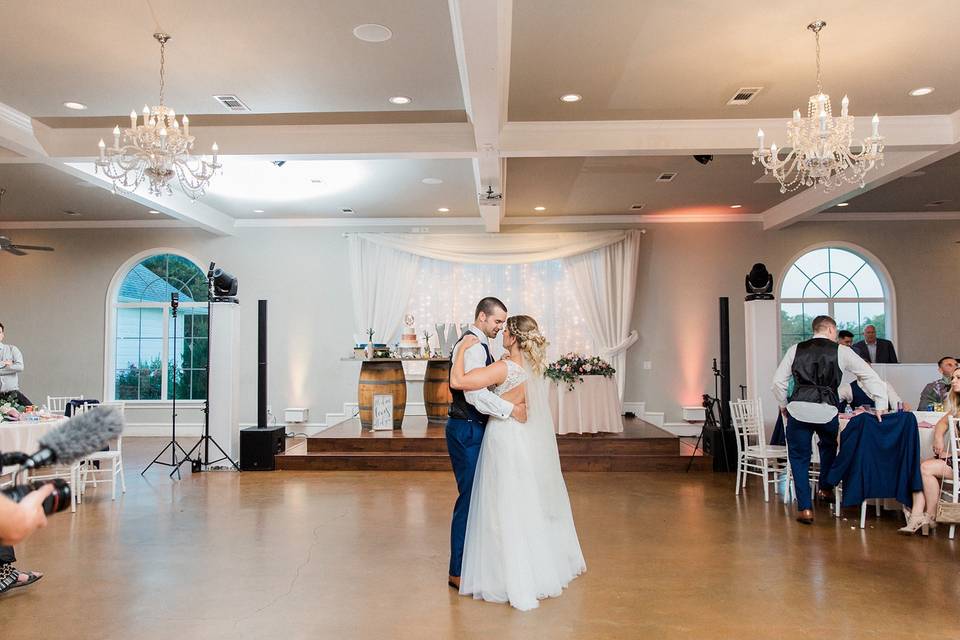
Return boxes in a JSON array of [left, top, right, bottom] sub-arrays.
[[143, 293, 194, 479]]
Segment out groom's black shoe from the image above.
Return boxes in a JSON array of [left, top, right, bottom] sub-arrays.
[[448, 575, 461, 590]]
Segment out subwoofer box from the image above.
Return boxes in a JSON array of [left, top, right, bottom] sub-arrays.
[[240, 426, 286, 471]]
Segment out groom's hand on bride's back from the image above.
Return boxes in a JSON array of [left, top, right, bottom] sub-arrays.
[[511, 403, 528, 423]]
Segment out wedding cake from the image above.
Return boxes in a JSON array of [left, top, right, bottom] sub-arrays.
[[400, 313, 420, 357]]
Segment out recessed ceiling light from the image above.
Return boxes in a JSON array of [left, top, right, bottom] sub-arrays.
[[926, 200, 949, 207], [253, 209, 265, 213], [835, 202, 849, 207], [534, 206, 546, 211], [437, 207, 450, 213], [729, 204, 742, 209], [353, 23, 393, 43], [341, 208, 355, 214], [148, 209, 160, 214], [559, 94, 582, 103], [63, 101, 87, 110], [388, 96, 412, 105], [310, 178, 324, 184], [421, 177, 443, 185], [62, 209, 81, 216], [909, 87, 935, 97]]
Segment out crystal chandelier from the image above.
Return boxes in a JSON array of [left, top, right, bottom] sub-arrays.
[[95, 33, 220, 200], [752, 20, 884, 193]]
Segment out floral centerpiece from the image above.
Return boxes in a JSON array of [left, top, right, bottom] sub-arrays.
[[545, 353, 616, 390], [0, 391, 27, 421]]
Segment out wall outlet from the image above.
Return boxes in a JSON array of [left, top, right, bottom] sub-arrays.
[[642, 361, 652, 370]]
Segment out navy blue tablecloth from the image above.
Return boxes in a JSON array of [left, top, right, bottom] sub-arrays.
[[770, 413, 786, 446], [825, 411, 922, 507]]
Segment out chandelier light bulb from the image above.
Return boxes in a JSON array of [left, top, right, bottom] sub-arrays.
[[872, 114, 879, 137], [182, 114, 189, 136], [793, 109, 801, 122], [143, 105, 150, 116], [841, 95, 849, 116], [130, 109, 137, 129], [757, 128, 765, 149], [97, 138, 105, 161]]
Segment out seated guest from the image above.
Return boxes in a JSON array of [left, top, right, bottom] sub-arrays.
[[851, 324, 898, 363], [900, 368, 960, 535], [837, 330, 854, 347], [918, 356, 958, 410], [839, 376, 905, 412], [772, 315, 887, 525]]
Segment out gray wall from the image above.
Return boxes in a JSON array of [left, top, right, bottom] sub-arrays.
[[1, 220, 957, 428]]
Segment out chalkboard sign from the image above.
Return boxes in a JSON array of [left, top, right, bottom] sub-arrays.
[[372, 394, 393, 430]]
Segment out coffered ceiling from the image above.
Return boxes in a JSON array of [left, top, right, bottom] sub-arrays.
[[0, 0, 958, 233]]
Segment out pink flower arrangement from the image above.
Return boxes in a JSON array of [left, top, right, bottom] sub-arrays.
[[545, 353, 616, 390]]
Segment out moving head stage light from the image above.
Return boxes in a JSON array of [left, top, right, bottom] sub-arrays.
[[208, 262, 238, 302], [745, 263, 774, 301]]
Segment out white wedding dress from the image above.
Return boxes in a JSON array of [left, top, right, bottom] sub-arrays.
[[459, 358, 586, 611]]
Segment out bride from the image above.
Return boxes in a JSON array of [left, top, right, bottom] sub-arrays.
[[450, 315, 586, 611]]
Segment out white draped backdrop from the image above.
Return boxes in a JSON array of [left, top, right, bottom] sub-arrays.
[[347, 231, 642, 400]]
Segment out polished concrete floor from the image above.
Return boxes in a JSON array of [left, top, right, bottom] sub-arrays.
[[2, 438, 958, 640]]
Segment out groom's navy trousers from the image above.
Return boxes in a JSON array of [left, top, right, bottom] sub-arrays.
[[446, 416, 486, 577]]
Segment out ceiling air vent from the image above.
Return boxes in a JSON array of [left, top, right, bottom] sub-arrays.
[[341, 208, 355, 214], [656, 172, 677, 182], [726, 87, 763, 105], [213, 94, 251, 112], [629, 203, 644, 210]]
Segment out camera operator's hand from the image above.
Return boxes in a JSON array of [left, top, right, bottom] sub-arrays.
[[0, 484, 54, 546]]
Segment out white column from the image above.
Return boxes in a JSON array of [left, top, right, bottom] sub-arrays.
[[208, 302, 241, 465], [744, 299, 779, 427]]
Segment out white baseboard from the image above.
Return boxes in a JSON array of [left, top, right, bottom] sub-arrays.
[[643, 411, 665, 427], [622, 401, 645, 417], [662, 422, 702, 437], [121, 423, 204, 437]]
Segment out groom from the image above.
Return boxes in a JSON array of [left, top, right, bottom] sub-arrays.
[[446, 297, 527, 589]]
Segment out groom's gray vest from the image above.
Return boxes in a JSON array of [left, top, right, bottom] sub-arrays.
[[447, 332, 494, 425]]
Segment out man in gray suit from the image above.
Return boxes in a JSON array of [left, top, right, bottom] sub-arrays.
[[851, 324, 898, 364]]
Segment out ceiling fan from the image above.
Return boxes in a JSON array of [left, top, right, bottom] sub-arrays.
[[0, 188, 55, 256]]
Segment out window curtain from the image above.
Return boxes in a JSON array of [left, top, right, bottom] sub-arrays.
[[348, 235, 421, 345], [563, 231, 642, 401]]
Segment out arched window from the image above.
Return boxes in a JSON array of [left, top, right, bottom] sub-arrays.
[[779, 245, 894, 354], [108, 252, 208, 401]]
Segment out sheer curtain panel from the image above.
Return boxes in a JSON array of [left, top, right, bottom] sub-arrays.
[[348, 235, 421, 345], [564, 231, 642, 401]]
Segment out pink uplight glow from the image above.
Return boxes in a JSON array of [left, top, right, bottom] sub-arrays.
[[676, 310, 709, 407]]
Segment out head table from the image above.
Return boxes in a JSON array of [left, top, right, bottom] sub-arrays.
[[0, 417, 69, 476], [548, 375, 623, 434]]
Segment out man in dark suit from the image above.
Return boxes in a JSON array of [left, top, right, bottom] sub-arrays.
[[851, 324, 898, 363]]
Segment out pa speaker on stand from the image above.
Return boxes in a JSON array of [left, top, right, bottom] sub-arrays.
[[241, 299, 286, 471]]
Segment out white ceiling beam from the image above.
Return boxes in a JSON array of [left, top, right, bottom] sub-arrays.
[[56, 162, 237, 236], [33, 122, 477, 160], [450, 0, 512, 232], [501, 114, 956, 157]]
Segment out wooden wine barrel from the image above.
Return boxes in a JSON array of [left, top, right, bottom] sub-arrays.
[[358, 360, 407, 429], [424, 359, 453, 425]]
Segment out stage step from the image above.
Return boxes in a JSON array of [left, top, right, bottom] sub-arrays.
[[276, 416, 711, 473]]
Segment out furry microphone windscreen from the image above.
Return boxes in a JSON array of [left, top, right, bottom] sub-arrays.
[[38, 406, 125, 464]]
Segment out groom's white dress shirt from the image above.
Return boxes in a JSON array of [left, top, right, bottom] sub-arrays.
[[456, 326, 514, 420]]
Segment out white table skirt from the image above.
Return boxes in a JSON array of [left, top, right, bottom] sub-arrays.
[[0, 418, 67, 475], [548, 376, 622, 434]]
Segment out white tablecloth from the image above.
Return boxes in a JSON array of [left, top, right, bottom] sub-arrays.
[[0, 418, 67, 475], [548, 376, 622, 434]]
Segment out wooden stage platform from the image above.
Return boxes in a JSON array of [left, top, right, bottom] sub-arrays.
[[276, 416, 710, 472]]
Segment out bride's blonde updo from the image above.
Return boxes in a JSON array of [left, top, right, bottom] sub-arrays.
[[506, 315, 549, 375]]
